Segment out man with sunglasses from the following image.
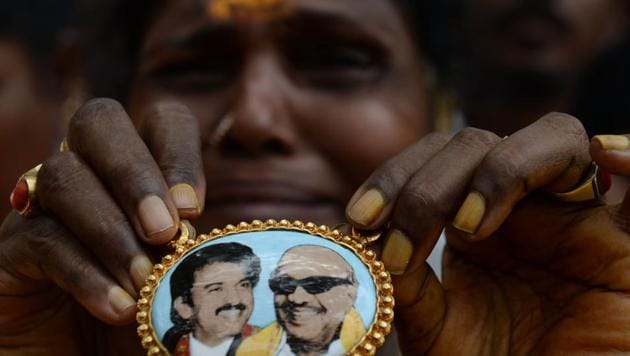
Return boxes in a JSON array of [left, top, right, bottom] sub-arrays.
[[238, 245, 365, 356]]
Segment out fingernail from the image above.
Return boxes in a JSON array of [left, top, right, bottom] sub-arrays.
[[130, 255, 153, 289], [347, 189, 385, 226], [453, 191, 486, 234], [382, 229, 413, 275], [170, 183, 199, 214], [592, 135, 630, 151], [138, 195, 175, 239], [108, 286, 136, 315]]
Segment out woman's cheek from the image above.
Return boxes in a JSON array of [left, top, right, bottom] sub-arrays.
[[302, 100, 426, 182]]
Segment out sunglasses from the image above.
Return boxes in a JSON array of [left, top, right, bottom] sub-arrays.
[[268, 275, 352, 295]]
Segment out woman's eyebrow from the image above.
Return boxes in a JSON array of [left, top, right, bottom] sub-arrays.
[[278, 7, 395, 46], [142, 23, 237, 57], [283, 8, 386, 35], [141, 6, 391, 58]]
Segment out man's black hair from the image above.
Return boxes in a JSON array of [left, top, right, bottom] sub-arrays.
[[162, 242, 261, 352], [170, 242, 261, 304]]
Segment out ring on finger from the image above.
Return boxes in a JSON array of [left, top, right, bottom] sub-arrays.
[[10, 164, 42, 217], [553, 163, 612, 202]]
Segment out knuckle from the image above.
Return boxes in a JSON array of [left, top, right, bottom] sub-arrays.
[[368, 132, 456, 197], [0, 216, 62, 274], [77, 98, 124, 118], [478, 149, 526, 194], [38, 153, 87, 198], [422, 132, 453, 147], [398, 183, 451, 220], [371, 161, 412, 196], [68, 98, 126, 141], [452, 127, 501, 151], [24, 218, 70, 257], [539, 112, 587, 139]]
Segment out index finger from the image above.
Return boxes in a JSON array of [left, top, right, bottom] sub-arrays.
[[345, 132, 453, 230], [137, 102, 206, 219], [67, 98, 179, 244]]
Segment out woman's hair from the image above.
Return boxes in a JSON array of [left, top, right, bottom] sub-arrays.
[[80, 0, 455, 103]]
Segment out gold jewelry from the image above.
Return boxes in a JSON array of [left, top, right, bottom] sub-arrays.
[[209, 114, 234, 148], [59, 137, 69, 152], [553, 163, 610, 202], [137, 220, 394, 355], [10, 164, 42, 217], [208, 0, 293, 22]]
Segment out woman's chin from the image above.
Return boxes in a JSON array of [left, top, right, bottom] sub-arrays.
[[194, 201, 346, 230]]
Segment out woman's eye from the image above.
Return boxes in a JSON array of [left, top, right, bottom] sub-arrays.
[[150, 60, 236, 92], [306, 47, 375, 69], [290, 45, 385, 91]]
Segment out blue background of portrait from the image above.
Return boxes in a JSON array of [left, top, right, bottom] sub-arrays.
[[151, 230, 378, 340]]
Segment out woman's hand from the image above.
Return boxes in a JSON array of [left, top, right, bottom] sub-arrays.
[[0, 98, 205, 354], [346, 113, 630, 355]]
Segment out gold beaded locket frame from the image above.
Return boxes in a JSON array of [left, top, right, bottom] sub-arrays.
[[137, 220, 394, 356]]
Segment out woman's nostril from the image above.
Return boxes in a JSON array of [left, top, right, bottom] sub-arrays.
[[262, 138, 291, 155]]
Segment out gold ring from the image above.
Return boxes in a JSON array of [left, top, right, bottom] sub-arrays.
[[10, 164, 42, 217], [59, 137, 69, 152], [553, 163, 611, 202]]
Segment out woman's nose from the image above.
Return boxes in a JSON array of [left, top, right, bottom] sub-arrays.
[[219, 51, 298, 157]]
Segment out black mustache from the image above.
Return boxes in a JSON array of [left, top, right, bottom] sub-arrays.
[[278, 301, 325, 314], [215, 303, 246, 315]]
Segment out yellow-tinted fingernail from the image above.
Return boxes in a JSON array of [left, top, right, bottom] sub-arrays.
[[138, 195, 175, 239], [382, 229, 413, 275], [592, 135, 630, 151], [130, 255, 153, 289], [347, 189, 385, 226], [453, 191, 486, 234], [108, 286, 136, 315], [170, 183, 199, 214]]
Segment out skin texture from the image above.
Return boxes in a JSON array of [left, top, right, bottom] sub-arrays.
[[1, 0, 630, 355], [0, 41, 59, 219], [272, 246, 357, 354], [173, 261, 254, 346]]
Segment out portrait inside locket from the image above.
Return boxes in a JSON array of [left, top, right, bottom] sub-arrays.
[[151, 230, 377, 356]]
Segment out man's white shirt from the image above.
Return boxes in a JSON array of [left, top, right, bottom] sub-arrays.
[[189, 333, 234, 356], [275, 330, 345, 356], [427, 232, 446, 280]]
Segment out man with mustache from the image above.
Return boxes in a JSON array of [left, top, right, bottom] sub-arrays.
[[164, 242, 261, 356], [238, 245, 365, 356]]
